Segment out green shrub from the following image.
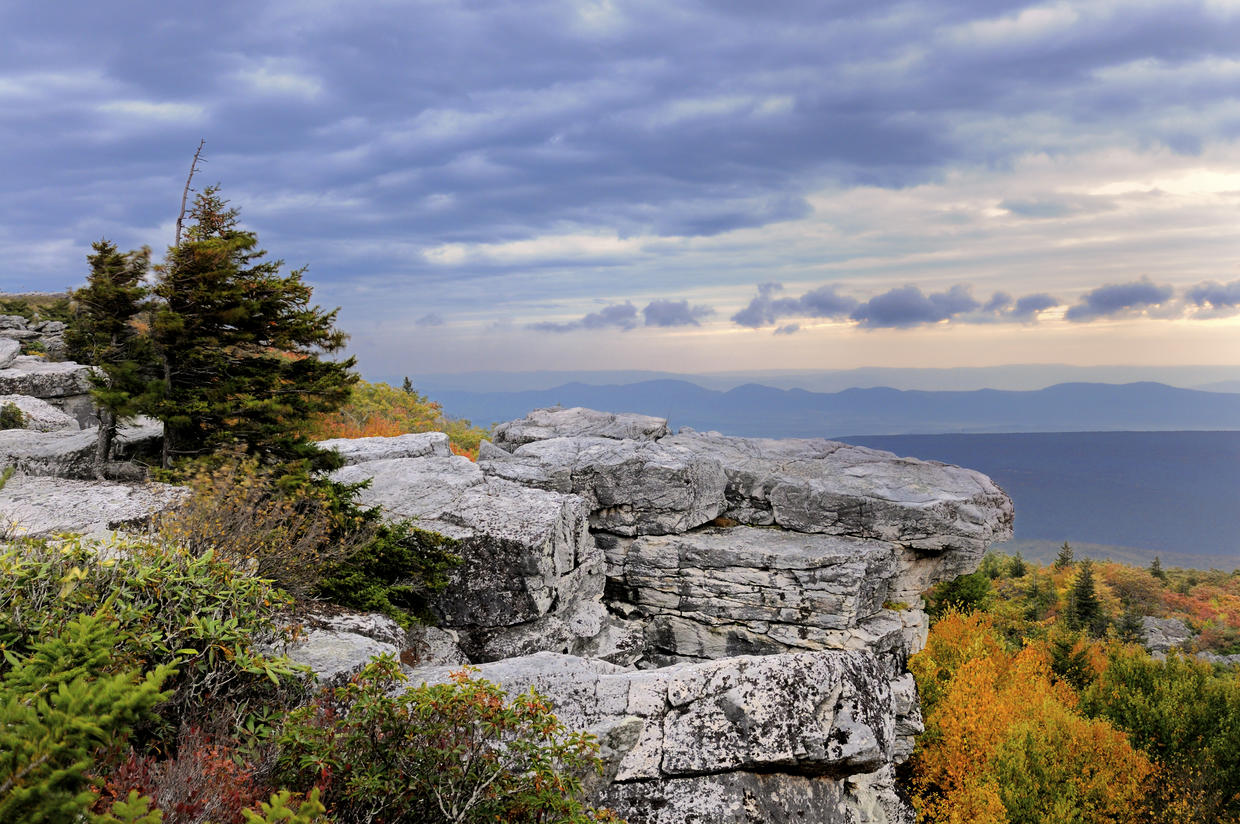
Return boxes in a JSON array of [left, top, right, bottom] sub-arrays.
[[0, 402, 26, 430], [1082, 649, 1240, 821], [315, 521, 461, 627], [273, 656, 615, 824], [928, 571, 992, 617], [0, 537, 309, 740], [0, 613, 172, 824]]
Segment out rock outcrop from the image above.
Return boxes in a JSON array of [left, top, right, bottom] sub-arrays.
[[323, 408, 1014, 824], [0, 420, 162, 479], [0, 356, 96, 426], [0, 394, 77, 432], [0, 475, 186, 536]]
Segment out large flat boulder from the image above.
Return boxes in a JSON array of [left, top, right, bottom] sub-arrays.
[[481, 436, 726, 536], [0, 356, 93, 398], [408, 649, 912, 823], [0, 475, 187, 536], [664, 430, 1013, 555], [492, 407, 670, 451], [0, 421, 162, 479], [331, 455, 604, 662], [316, 431, 451, 464]]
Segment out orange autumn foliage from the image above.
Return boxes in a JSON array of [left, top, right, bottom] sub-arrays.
[[304, 379, 487, 460], [910, 611, 1154, 824]]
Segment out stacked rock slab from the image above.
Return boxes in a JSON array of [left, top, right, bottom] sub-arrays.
[[0, 355, 96, 426], [327, 432, 609, 663], [331, 407, 1013, 824]]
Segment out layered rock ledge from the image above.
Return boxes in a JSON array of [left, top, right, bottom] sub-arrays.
[[319, 406, 1013, 824]]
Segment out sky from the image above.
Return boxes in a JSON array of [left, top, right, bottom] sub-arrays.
[[3, 0, 1240, 380]]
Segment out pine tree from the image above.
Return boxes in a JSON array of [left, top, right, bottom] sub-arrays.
[[1010, 551, 1027, 578], [64, 240, 156, 479], [1066, 558, 1105, 636], [1150, 556, 1167, 582], [1054, 541, 1075, 570], [148, 186, 357, 470]]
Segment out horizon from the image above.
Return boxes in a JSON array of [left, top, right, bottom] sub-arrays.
[[4, 2, 1240, 376]]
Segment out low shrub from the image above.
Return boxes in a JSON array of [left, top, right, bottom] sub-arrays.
[[0, 401, 26, 429], [273, 657, 618, 824], [155, 454, 370, 599], [0, 536, 309, 740], [315, 521, 461, 627]]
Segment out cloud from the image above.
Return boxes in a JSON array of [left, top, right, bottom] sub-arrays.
[[530, 302, 639, 333], [732, 282, 856, 328], [415, 312, 444, 327], [1065, 277, 1175, 322], [1185, 279, 1240, 317], [1010, 293, 1060, 320], [773, 323, 800, 335], [851, 284, 979, 328], [642, 299, 714, 327]]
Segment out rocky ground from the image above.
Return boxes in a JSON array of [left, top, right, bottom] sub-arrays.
[[0, 371, 1020, 823]]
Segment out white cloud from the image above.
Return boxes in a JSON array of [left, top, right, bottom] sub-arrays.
[[95, 99, 205, 121]]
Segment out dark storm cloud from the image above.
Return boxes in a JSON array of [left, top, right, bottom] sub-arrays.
[[642, 299, 714, 327], [1065, 278, 1175, 322], [1185, 279, 1240, 316], [5, 0, 1240, 295], [732, 283, 857, 328]]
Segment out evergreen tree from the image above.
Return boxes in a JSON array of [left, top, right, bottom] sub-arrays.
[[1116, 598, 1144, 644], [1149, 555, 1167, 582], [1009, 551, 1027, 578], [64, 240, 155, 478], [1066, 558, 1105, 636], [1053, 541, 1074, 570], [148, 186, 357, 470]]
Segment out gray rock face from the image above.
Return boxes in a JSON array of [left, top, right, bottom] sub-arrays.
[[601, 527, 938, 667], [0, 339, 19, 369], [0, 421, 162, 479], [0, 474, 187, 536], [286, 628, 400, 683], [316, 431, 451, 464], [0, 356, 96, 426], [0, 356, 93, 399], [492, 407, 670, 452], [0, 394, 77, 432], [409, 649, 912, 823], [481, 436, 727, 536], [332, 455, 604, 662], [1142, 616, 1194, 654], [664, 430, 1013, 555]]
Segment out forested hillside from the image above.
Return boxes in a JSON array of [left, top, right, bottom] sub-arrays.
[[910, 549, 1240, 823]]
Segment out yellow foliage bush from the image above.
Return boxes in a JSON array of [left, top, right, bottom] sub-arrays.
[[155, 454, 371, 598], [910, 611, 1154, 824]]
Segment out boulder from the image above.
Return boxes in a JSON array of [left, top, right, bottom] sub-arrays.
[[1141, 616, 1193, 654], [492, 407, 670, 451], [0, 421, 162, 479], [285, 628, 400, 683], [0, 339, 19, 369], [332, 455, 605, 662], [0, 356, 94, 399], [481, 436, 727, 536], [664, 430, 1013, 555], [0, 394, 77, 432], [316, 431, 451, 465], [0, 474, 186, 536], [408, 649, 912, 823]]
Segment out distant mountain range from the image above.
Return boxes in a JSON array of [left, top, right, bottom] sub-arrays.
[[430, 380, 1240, 437]]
